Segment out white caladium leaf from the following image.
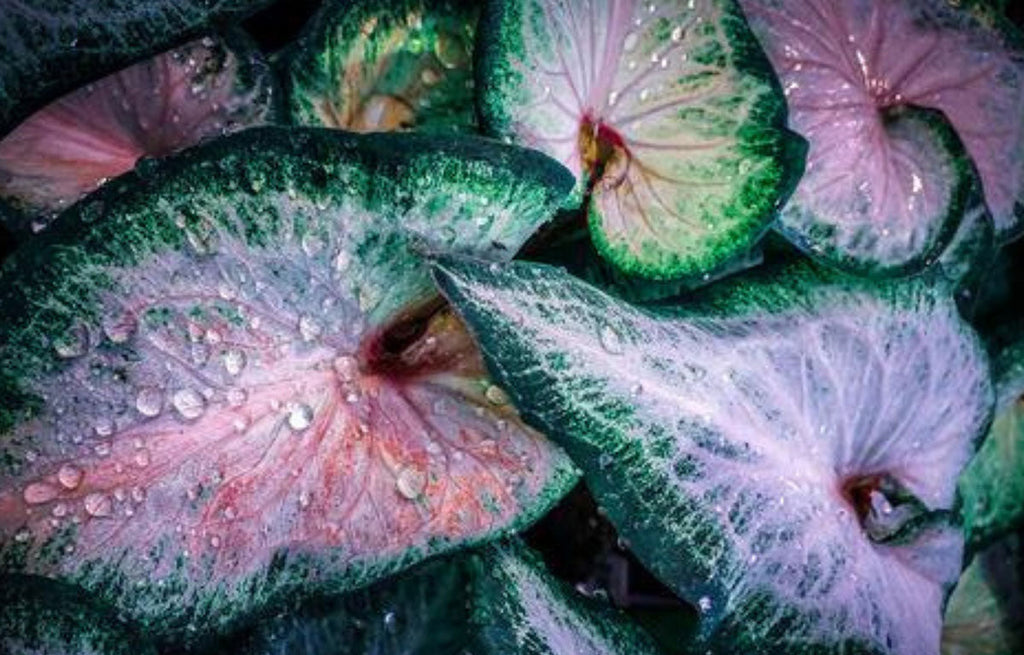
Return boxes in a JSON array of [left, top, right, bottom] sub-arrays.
[[476, 0, 805, 280], [941, 534, 1024, 655], [282, 0, 478, 134], [959, 338, 1024, 551], [0, 33, 276, 231], [741, 0, 1024, 269], [0, 0, 273, 138], [0, 574, 157, 655], [0, 127, 578, 643], [468, 540, 662, 655], [432, 257, 994, 654]]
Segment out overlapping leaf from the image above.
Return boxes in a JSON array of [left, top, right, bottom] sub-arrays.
[[433, 257, 993, 654], [0, 127, 578, 642]]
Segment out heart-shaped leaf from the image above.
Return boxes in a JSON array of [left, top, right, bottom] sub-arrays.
[[0, 33, 276, 232], [741, 0, 1024, 269], [0, 0, 273, 139], [1, 574, 156, 655], [941, 534, 1024, 655], [476, 0, 805, 280], [0, 127, 578, 643], [959, 338, 1024, 552], [432, 257, 993, 654], [282, 0, 478, 134]]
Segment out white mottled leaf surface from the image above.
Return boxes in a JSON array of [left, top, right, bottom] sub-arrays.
[[433, 257, 993, 654]]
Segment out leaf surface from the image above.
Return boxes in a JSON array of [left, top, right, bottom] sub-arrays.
[[0, 127, 578, 641], [283, 0, 478, 134], [741, 0, 1024, 263], [477, 0, 804, 279], [433, 257, 993, 654], [0, 33, 275, 229], [0, 0, 273, 138]]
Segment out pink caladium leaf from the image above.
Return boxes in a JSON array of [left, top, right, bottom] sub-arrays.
[[0, 0, 273, 138], [0, 34, 275, 231], [476, 0, 805, 281], [741, 0, 1024, 272], [432, 256, 993, 654], [0, 127, 578, 643]]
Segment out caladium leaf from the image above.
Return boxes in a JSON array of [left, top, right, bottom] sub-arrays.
[[476, 0, 805, 280], [0, 33, 276, 231], [282, 0, 478, 133], [1, 574, 156, 655], [0, 127, 578, 642], [941, 534, 1024, 655], [741, 0, 1024, 269], [959, 338, 1024, 551], [432, 257, 994, 654], [468, 540, 662, 655], [0, 0, 273, 139]]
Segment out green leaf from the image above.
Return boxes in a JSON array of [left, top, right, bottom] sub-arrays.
[[476, 0, 804, 280], [959, 338, 1024, 551], [0, 0, 274, 138], [0, 127, 577, 643], [432, 256, 993, 654], [281, 0, 479, 134]]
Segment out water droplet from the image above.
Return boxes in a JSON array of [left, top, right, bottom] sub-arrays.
[[53, 324, 89, 358], [223, 349, 246, 376], [226, 388, 248, 407], [287, 403, 314, 431], [223, 506, 237, 520], [23, 482, 58, 505], [698, 596, 712, 612], [209, 535, 221, 548], [298, 491, 312, 509], [94, 417, 115, 437], [395, 466, 427, 500], [136, 387, 163, 417], [598, 324, 624, 355], [103, 312, 137, 343], [24, 450, 38, 463], [298, 315, 323, 342], [484, 384, 510, 405], [84, 492, 113, 517], [134, 449, 151, 468], [172, 389, 206, 420], [57, 464, 83, 490]]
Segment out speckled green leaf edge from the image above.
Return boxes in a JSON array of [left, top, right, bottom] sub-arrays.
[[468, 539, 662, 655], [0, 0, 275, 138]]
